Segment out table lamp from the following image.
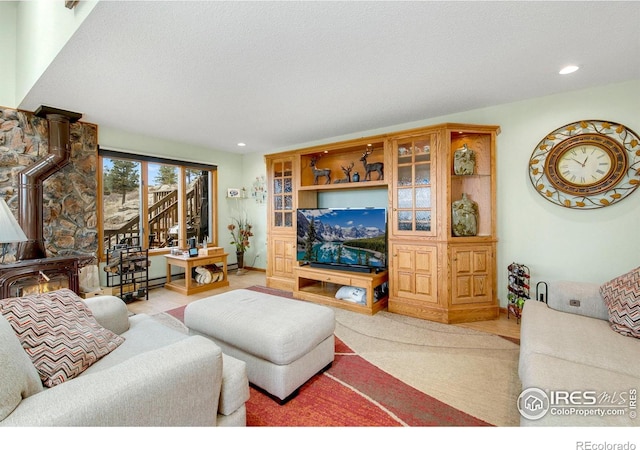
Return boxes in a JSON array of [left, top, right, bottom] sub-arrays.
[[0, 197, 28, 263]]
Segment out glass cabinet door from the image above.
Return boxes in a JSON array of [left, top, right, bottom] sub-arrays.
[[393, 135, 434, 235], [271, 159, 294, 229]]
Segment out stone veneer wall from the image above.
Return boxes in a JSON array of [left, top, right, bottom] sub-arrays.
[[0, 107, 98, 262]]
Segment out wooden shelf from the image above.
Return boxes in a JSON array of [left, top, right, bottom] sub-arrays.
[[293, 265, 388, 315], [297, 179, 387, 191], [299, 143, 386, 188]]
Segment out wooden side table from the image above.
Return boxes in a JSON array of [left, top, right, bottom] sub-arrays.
[[164, 253, 229, 295]]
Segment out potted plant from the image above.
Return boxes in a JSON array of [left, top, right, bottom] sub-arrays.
[[228, 217, 253, 272]]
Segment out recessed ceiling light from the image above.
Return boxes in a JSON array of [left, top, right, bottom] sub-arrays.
[[237, 142, 246, 147], [559, 65, 579, 75]]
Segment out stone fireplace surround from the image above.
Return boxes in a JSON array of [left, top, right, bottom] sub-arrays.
[[0, 106, 98, 297], [0, 106, 98, 262]]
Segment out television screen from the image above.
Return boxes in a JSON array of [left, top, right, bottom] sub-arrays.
[[296, 208, 387, 271]]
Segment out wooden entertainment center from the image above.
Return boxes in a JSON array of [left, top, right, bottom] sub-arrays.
[[265, 123, 500, 323]]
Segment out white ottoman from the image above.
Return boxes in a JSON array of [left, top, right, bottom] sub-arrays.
[[184, 289, 335, 402]]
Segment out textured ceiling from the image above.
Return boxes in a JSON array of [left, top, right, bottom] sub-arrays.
[[19, 1, 640, 155]]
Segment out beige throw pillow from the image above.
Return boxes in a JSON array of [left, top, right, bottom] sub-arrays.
[[0, 289, 125, 387], [600, 267, 640, 339]]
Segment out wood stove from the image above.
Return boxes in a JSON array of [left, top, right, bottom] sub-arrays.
[[0, 256, 82, 299]]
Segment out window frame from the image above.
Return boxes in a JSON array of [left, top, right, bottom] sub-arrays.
[[98, 148, 217, 261]]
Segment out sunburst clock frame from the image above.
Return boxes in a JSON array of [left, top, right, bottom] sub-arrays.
[[529, 119, 640, 209]]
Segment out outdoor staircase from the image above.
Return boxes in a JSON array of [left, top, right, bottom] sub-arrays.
[[104, 176, 205, 249]]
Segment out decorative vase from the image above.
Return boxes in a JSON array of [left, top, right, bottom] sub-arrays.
[[453, 144, 476, 175], [352, 172, 360, 182], [452, 193, 478, 236], [236, 251, 245, 270]]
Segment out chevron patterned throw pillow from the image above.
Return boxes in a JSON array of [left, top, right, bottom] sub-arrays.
[[600, 267, 640, 339], [0, 289, 125, 387]]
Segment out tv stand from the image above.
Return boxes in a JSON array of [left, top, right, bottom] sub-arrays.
[[294, 265, 388, 315]]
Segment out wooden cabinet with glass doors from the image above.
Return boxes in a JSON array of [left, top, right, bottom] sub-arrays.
[[391, 134, 437, 235], [387, 131, 442, 319], [388, 124, 499, 323], [266, 156, 297, 290]]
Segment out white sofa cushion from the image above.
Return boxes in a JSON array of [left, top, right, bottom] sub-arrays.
[[82, 313, 188, 374], [0, 315, 43, 421], [84, 295, 130, 335], [547, 280, 608, 320], [520, 352, 638, 426], [218, 354, 250, 416], [520, 300, 640, 379], [1, 336, 222, 426]]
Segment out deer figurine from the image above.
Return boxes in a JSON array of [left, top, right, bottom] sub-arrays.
[[310, 156, 332, 185], [333, 162, 354, 183], [360, 148, 384, 181]]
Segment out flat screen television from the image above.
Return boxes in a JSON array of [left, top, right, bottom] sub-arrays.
[[296, 207, 387, 272]]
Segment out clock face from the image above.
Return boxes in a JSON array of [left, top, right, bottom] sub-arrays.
[[529, 121, 640, 209], [557, 145, 612, 186]]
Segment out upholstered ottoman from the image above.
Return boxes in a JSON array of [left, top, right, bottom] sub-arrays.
[[184, 289, 335, 402]]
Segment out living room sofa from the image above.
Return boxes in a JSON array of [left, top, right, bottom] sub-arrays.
[[0, 293, 249, 426], [519, 278, 639, 426]]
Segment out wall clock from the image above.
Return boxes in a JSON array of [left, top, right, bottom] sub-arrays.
[[251, 175, 267, 204], [529, 120, 640, 209]]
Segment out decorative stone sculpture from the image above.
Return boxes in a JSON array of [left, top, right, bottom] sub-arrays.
[[452, 193, 478, 236], [360, 148, 384, 181], [453, 144, 476, 175], [310, 156, 331, 185], [334, 162, 354, 183]]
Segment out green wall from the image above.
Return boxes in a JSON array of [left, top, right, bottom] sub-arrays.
[[14, 0, 97, 107], [1, 0, 97, 108], [0, 3, 17, 107]]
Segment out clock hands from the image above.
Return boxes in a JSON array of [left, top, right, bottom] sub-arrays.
[[569, 156, 589, 167], [569, 157, 586, 167]]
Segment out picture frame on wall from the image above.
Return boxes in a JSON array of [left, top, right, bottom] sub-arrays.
[[227, 188, 241, 198]]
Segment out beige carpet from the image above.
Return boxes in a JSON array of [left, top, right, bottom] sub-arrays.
[[331, 308, 522, 426]]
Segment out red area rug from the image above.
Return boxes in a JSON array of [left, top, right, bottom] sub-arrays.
[[246, 338, 490, 427], [164, 286, 491, 426]]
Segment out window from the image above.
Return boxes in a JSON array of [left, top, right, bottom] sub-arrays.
[[99, 149, 216, 258]]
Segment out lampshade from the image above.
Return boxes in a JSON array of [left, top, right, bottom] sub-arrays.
[[0, 198, 28, 243]]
